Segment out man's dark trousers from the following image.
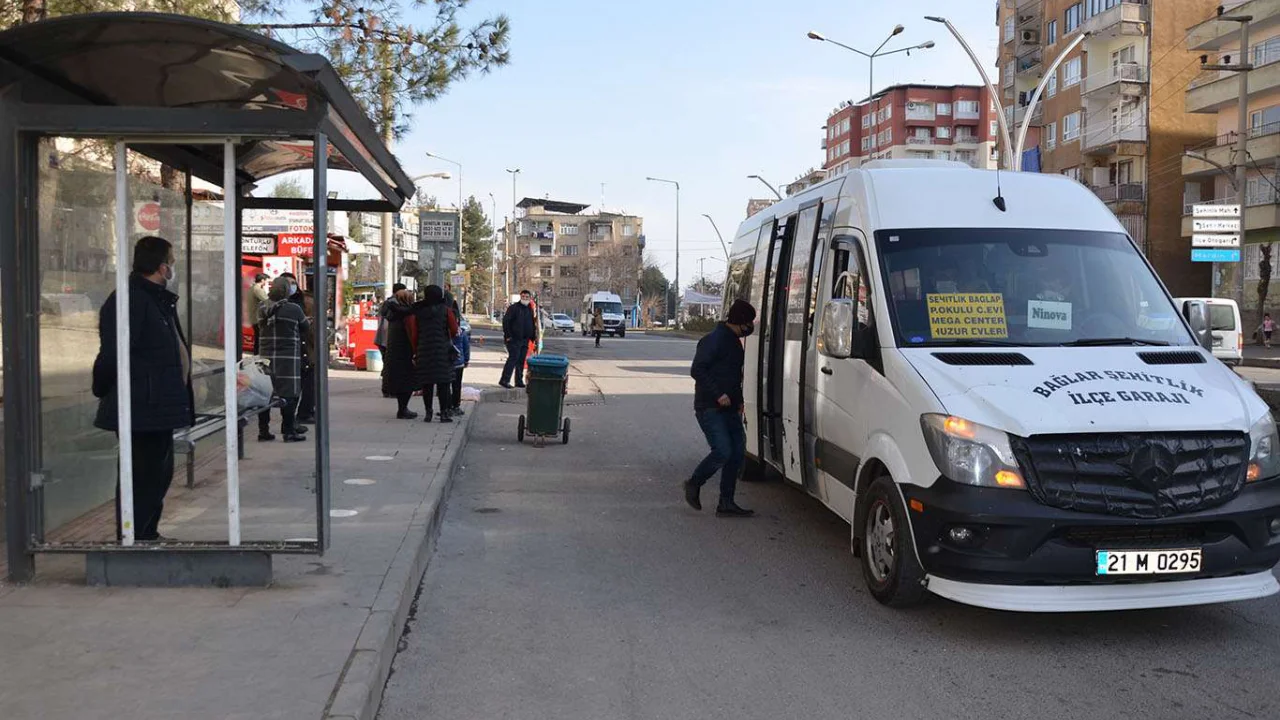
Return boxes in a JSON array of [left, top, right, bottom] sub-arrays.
[[500, 339, 529, 387], [690, 408, 746, 504], [114, 430, 176, 541], [297, 363, 315, 421]]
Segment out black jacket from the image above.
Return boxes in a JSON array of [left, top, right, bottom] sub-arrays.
[[382, 300, 419, 395], [502, 302, 537, 342], [691, 323, 745, 411], [92, 274, 194, 432], [413, 301, 457, 386]]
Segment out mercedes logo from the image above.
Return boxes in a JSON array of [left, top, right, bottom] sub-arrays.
[[1129, 442, 1178, 491]]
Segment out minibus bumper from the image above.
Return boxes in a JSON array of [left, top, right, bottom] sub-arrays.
[[902, 477, 1280, 611]]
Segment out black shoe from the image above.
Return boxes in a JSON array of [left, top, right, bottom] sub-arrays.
[[282, 433, 306, 443], [499, 381, 513, 389], [515, 382, 526, 388], [683, 480, 702, 511], [258, 432, 276, 442], [450, 407, 465, 417], [423, 414, 434, 423], [716, 502, 754, 518], [439, 413, 453, 423], [294, 424, 309, 433], [397, 410, 419, 420], [296, 415, 316, 425]]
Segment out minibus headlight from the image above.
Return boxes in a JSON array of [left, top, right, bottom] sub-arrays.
[[920, 414, 1026, 490], [1248, 413, 1280, 483]]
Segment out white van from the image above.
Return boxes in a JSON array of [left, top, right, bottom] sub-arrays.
[[726, 160, 1280, 612], [1174, 297, 1243, 365], [581, 291, 626, 337]]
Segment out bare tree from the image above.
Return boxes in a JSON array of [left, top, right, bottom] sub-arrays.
[[1259, 243, 1273, 336]]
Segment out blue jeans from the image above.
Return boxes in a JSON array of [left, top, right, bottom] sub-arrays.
[[691, 408, 746, 504]]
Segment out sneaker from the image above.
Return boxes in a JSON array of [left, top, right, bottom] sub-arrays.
[[258, 432, 276, 442], [683, 480, 702, 511], [439, 414, 453, 423], [282, 433, 307, 443], [396, 410, 420, 420], [450, 407, 465, 417], [499, 381, 513, 389], [715, 502, 754, 518]]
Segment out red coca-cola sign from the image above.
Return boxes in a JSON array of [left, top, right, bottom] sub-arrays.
[[136, 202, 161, 232]]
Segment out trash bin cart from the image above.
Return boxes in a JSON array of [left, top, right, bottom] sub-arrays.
[[518, 354, 570, 445]]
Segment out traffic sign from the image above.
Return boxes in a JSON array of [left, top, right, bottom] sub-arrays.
[[1192, 218, 1241, 233], [1191, 248, 1241, 262], [1192, 204, 1242, 218], [1191, 234, 1241, 248]]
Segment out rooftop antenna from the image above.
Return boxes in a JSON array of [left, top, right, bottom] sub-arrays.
[[993, 164, 1006, 212]]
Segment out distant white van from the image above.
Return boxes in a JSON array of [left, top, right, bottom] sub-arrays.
[[726, 159, 1280, 612], [1174, 297, 1243, 366]]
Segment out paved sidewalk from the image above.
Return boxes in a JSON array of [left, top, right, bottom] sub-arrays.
[[0, 342, 506, 720]]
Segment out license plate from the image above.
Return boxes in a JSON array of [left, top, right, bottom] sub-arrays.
[[1212, 337, 1223, 347], [1096, 549, 1202, 575]]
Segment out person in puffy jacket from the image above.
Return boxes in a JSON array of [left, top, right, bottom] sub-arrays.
[[381, 288, 419, 418], [683, 299, 757, 518], [412, 285, 459, 422], [92, 236, 193, 542], [447, 318, 472, 418]]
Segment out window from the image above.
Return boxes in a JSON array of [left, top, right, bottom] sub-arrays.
[[883, 128, 893, 144], [956, 100, 979, 116], [559, 244, 579, 256], [539, 244, 553, 255], [623, 224, 635, 236], [539, 266, 553, 278], [819, 237, 871, 356], [1047, 72, 1058, 98], [1250, 105, 1280, 136], [1253, 36, 1280, 67], [937, 102, 952, 116], [1046, 19, 1058, 45], [1045, 121, 1057, 149], [560, 265, 578, 277], [1004, 15, 1015, 42], [1062, 166, 1082, 182], [936, 150, 951, 160], [1062, 111, 1081, 141], [1110, 160, 1133, 186], [862, 114, 871, 128], [559, 223, 578, 235], [955, 149, 977, 167], [842, 118, 851, 134], [1063, 57, 1082, 87], [1065, 3, 1083, 33], [990, 120, 999, 138], [937, 126, 951, 139], [861, 136, 871, 151]]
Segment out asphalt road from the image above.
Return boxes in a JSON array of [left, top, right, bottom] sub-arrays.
[[378, 330, 1280, 720]]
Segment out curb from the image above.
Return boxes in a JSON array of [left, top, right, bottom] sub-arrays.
[[321, 395, 483, 720]]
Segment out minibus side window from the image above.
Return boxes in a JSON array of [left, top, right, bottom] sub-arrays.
[[828, 237, 873, 343]]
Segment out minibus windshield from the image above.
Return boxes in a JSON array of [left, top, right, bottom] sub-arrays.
[[875, 228, 1195, 348], [594, 302, 624, 315]]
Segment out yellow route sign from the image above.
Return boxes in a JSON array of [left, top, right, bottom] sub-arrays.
[[926, 293, 1008, 339]]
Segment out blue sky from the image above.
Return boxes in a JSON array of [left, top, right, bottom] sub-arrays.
[[299, 0, 999, 287]]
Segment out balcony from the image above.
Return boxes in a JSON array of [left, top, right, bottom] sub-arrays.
[[1082, 118, 1148, 155], [1184, 122, 1280, 178], [1016, 49, 1044, 75], [1016, 0, 1043, 27], [955, 107, 981, 122], [1187, 47, 1280, 113], [1180, 194, 1280, 236], [1187, 0, 1280, 51], [1092, 183, 1146, 204], [953, 133, 981, 145], [1013, 102, 1043, 126], [1080, 1, 1149, 39], [1082, 62, 1149, 98], [906, 136, 933, 146]]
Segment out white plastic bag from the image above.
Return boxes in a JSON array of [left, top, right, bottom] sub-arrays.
[[237, 357, 274, 411], [460, 386, 482, 402]]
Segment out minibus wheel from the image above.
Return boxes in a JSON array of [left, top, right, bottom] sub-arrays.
[[859, 475, 926, 608]]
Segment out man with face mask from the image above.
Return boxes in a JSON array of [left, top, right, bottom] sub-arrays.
[[92, 235, 193, 542], [499, 289, 537, 389], [278, 272, 316, 424], [684, 298, 757, 518]]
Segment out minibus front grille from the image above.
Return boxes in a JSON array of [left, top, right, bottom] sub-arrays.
[[1010, 432, 1249, 519], [1059, 523, 1214, 549], [931, 352, 1033, 366], [1137, 351, 1206, 365]]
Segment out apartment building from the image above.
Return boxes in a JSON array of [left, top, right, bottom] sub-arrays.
[[997, 0, 1218, 296], [822, 84, 1001, 174], [511, 198, 644, 316], [1182, 0, 1280, 323]]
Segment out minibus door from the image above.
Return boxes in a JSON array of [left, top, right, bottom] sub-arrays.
[[779, 202, 822, 492], [759, 215, 794, 471]]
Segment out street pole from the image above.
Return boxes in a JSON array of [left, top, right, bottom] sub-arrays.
[[1202, 13, 1254, 300], [506, 168, 520, 300], [646, 176, 681, 328], [926, 16, 1015, 170], [702, 214, 729, 262], [807, 26, 934, 103], [381, 211, 394, 298], [489, 192, 497, 317], [1014, 31, 1090, 165], [748, 174, 783, 201]]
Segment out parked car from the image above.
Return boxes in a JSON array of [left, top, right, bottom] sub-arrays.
[[551, 313, 575, 333], [1173, 297, 1242, 366]]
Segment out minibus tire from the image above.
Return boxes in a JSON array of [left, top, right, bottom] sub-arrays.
[[859, 475, 926, 608]]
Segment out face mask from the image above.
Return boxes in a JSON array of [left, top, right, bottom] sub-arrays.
[[520, 298, 531, 306], [161, 262, 175, 285], [740, 321, 755, 337], [287, 282, 298, 296]]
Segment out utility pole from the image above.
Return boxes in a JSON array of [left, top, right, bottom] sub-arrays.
[[506, 168, 520, 300], [1202, 11, 1254, 301], [488, 192, 497, 317]]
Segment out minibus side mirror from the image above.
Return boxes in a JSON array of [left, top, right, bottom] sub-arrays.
[[1185, 300, 1212, 350], [819, 298, 855, 358]]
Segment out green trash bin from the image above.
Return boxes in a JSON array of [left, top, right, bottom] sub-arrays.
[[519, 354, 571, 445]]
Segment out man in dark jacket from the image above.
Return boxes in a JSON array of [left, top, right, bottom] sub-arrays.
[[92, 236, 193, 542], [499, 289, 537, 388], [684, 299, 756, 517]]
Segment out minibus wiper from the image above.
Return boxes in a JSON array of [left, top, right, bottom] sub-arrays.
[[915, 339, 1043, 347], [1061, 337, 1171, 347]]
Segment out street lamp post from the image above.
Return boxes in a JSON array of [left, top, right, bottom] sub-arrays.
[[701, 213, 730, 262], [506, 168, 520, 300], [747, 174, 783, 201], [646, 176, 681, 329], [807, 25, 934, 102], [924, 15, 1015, 170]]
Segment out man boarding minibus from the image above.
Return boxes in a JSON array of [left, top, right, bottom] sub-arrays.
[[725, 159, 1280, 612]]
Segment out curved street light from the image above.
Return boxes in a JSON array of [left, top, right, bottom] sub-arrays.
[[807, 25, 933, 101], [748, 174, 783, 201], [701, 213, 730, 261]]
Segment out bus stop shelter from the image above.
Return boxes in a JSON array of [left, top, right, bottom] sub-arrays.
[[0, 13, 415, 583]]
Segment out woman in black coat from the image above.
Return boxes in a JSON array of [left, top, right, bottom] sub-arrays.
[[381, 288, 420, 419], [413, 284, 459, 422]]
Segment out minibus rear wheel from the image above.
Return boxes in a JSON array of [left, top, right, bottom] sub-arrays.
[[859, 475, 926, 608]]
